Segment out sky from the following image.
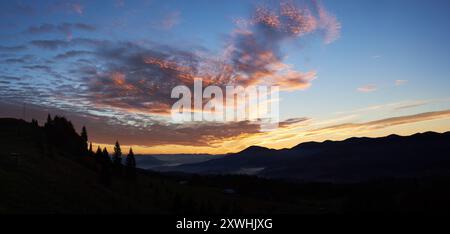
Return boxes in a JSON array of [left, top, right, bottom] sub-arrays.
[[1, 0, 450, 154]]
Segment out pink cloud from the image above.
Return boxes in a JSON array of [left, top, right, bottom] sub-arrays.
[[315, 0, 341, 44], [357, 84, 377, 93], [395, 80, 408, 86]]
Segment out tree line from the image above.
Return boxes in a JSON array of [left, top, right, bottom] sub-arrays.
[[36, 114, 137, 186]]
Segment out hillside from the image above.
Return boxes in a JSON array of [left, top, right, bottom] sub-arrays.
[[3, 117, 450, 214], [163, 132, 450, 182], [0, 118, 305, 214]]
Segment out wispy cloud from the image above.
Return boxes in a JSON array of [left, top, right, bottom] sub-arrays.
[[24, 23, 96, 41], [315, 0, 341, 44], [0, 45, 27, 52], [372, 55, 382, 59], [223, 0, 341, 90], [395, 79, 408, 86], [30, 38, 108, 50], [25, 23, 95, 34], [54, 50, 95, 59], [357, 84, 377, 92], [278, 117, 310, 128], [308, 109, 450, 135]]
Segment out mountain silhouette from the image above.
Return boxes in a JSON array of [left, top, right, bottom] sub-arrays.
[[161, 131, 450, 182], [3, 117, 450, 214]]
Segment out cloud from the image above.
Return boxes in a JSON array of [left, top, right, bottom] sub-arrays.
[[30, 38, 108, 50], [25, 23, 96, 41], [0, 75, 23, 81], [308, 110, 450, 135], [83, 42, 201, 114], [393, 101, 429, 111], [0, 100, 262, 147], [115, 121, 261, 147], [0, 0, 343, 151], [372, 55, 382, 59], [357, 84, 377, 92], [30, 40, 68, 50], [22, 0, 340, 118], [395, 79, 408, 86], [25, 23, 96, 34], [315, 0, 341, 44], [80, 37, 315, 115], [0, 45, 27, 52], [279, 117, 310, 128], [54, 50, 94, 59], [224, 0, 339, 90]]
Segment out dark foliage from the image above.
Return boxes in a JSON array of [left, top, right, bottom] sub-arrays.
[[112, 141, 122, 176], [44, 115, 87, 158], [126, 148, 136, 180], [81, 126, 88, 150]]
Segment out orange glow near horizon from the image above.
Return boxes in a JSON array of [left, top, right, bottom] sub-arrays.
[[91, 114, 450, 155]]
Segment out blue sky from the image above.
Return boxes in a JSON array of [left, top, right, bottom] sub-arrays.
[[1, 0, 450, 153]]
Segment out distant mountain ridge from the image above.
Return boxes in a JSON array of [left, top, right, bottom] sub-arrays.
[[157, 131, 450, 182], [135, 154, 223, 169]]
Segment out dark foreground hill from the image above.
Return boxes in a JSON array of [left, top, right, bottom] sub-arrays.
[[0, 118, 304, 214], [163, 132, 450, 182], [3, 117, 450, 214]]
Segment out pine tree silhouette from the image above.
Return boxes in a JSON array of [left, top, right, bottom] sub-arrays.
[[126, 148, 136, 167], [45, 114, 53, 129], [81, 126, 88, 150], [99, 147, 111, 186], [113, 141, 122, 175], [126, 147, 136, 179], [102, 147, 110, 162], [31, 119, 38, 127], [88, 142, 93, 156], [95, 146, 102, 159], [44, 114, 86, 157]]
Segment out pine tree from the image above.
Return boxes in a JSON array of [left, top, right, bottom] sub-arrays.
[[112, 141, 122, 175], [31, 119, 38, 127], [102, 147, 110, 162], [95, 146, 103, 162], [113, 141, 122, 165], [100, 148, 111, 186], [88, 142, 93, 155], [47, 114, 52, 124], [126, 148, 136, 168], [45, 114, 53, 128], [81, 126, 88, 148], [126, 147, 136, 179]]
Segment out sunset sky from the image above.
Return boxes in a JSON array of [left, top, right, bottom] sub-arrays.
[[1, 0, 450, 154]]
